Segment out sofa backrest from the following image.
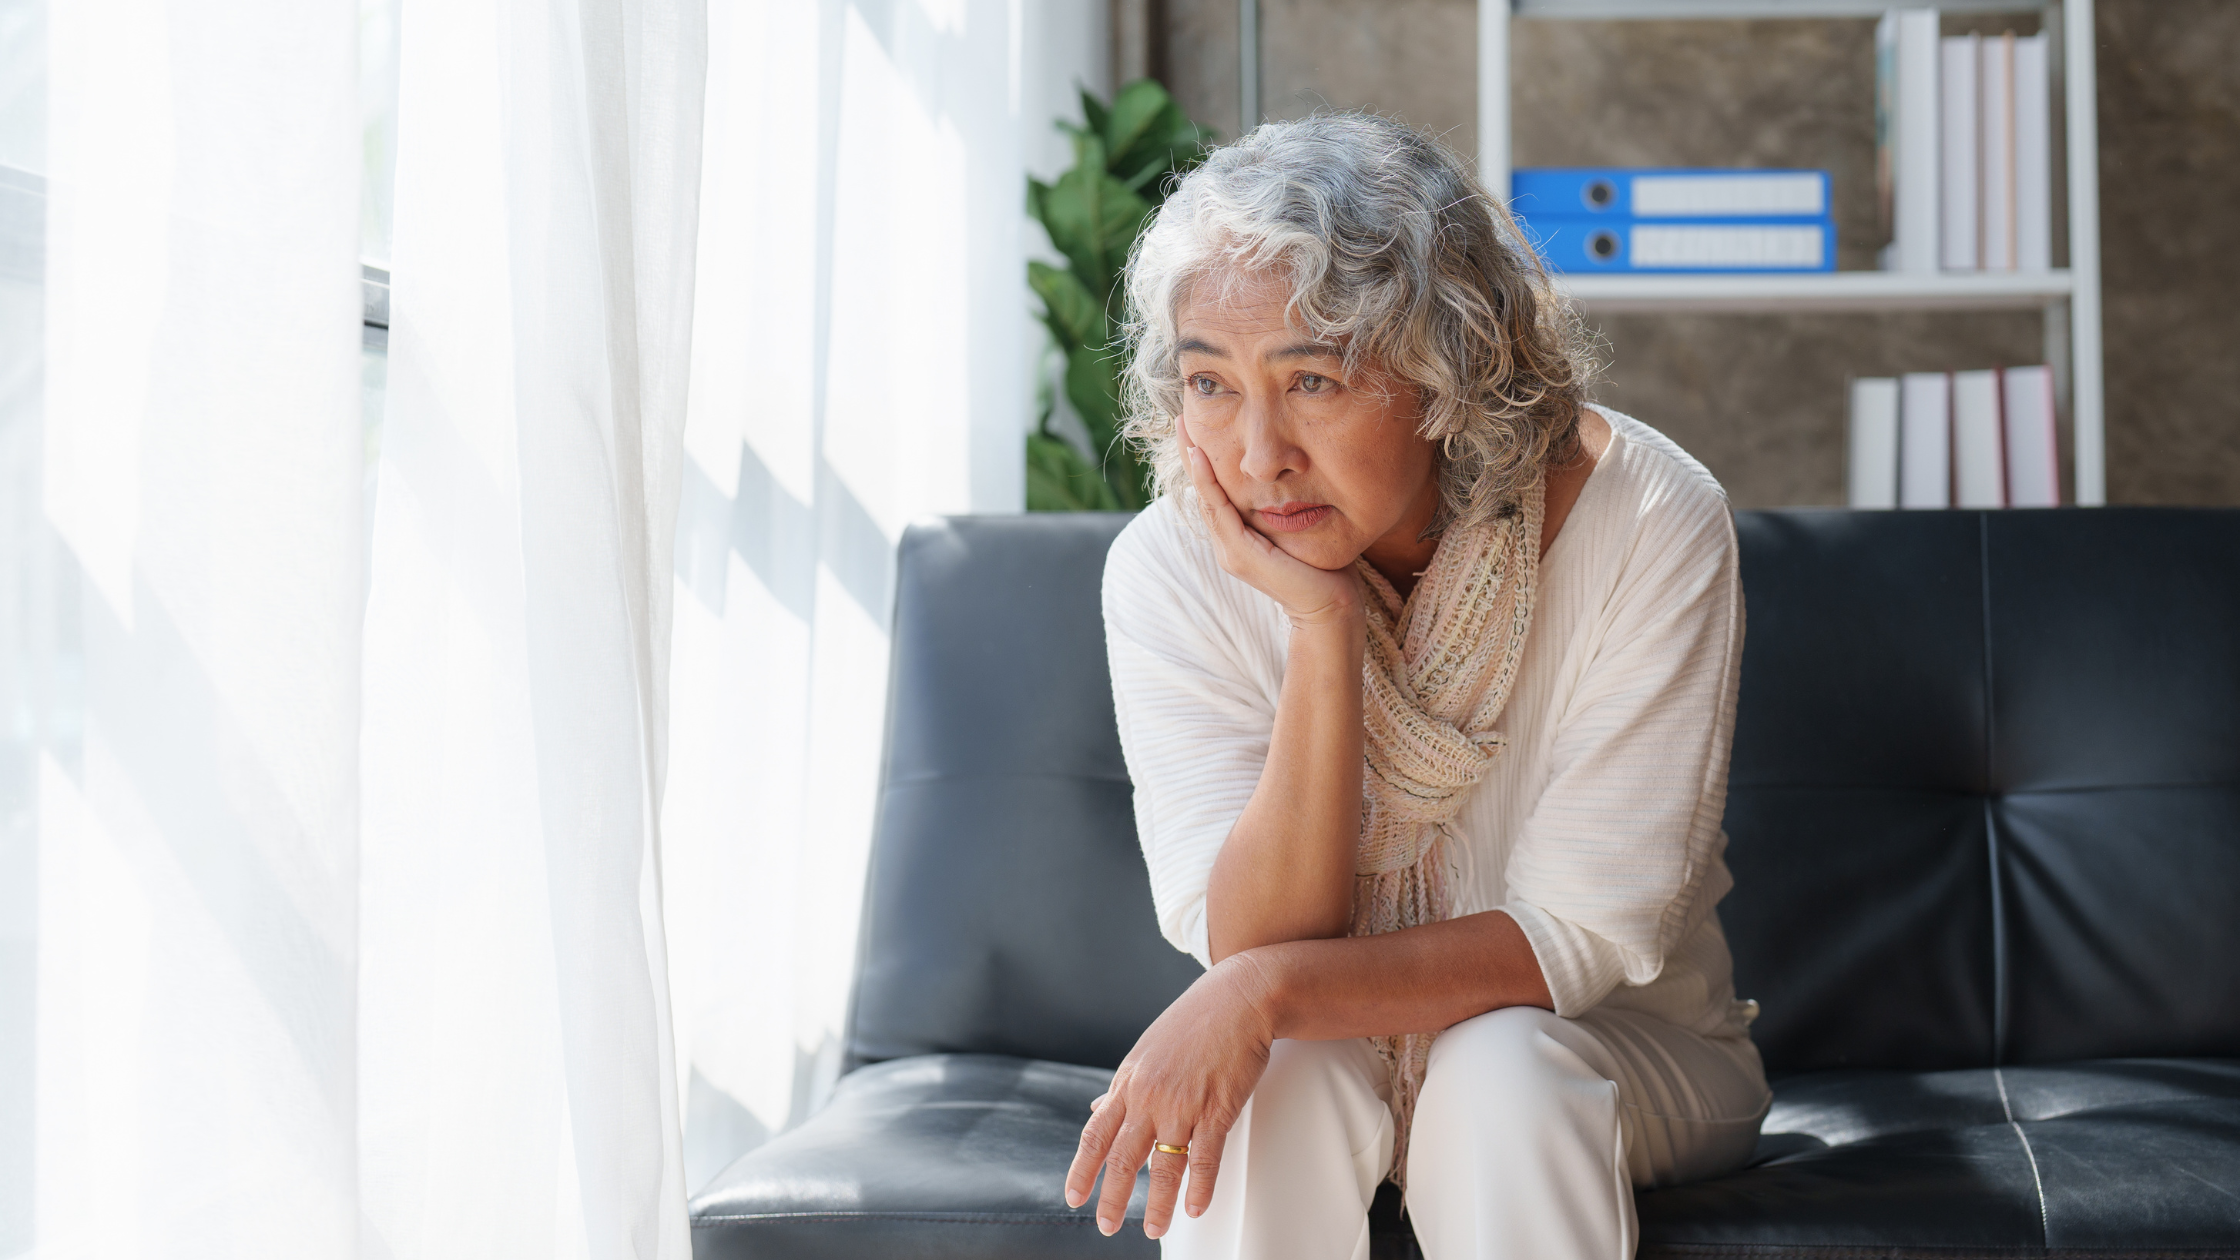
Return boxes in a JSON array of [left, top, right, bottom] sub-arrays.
[[1725, 508, 2240, 1073], [846, 509, 2240, 1077], [845, 515, 1199, 1071]]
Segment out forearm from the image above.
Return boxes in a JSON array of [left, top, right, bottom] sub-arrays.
[[1204, 614, 1365, 961], [1234, 908, 1556, 1042]]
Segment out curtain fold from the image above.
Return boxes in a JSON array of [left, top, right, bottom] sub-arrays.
[[357, 0, 703, 1255], [30, 0, 364, 1252], [659, 0, 1051, 1189], [9, 0, 1060, 1252]]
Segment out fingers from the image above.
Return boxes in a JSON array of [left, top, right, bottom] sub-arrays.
[[1140, 1136, 1190, 1239], [1096, 1116, 1156, 1236], [1064, 1085, 1126, 1210], [1143, 1117, 1232, 1238], [1182, 441, 1227, 529], [1177, 419, 1293, 573], [1183, 1122, 1230, 1222], [1185, 445, 1266, 561]]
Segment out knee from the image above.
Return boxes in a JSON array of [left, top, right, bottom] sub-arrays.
[[1422, 1007, 1608, 1132], [1428, 1005, 1570, 1077], [1254, 1036, 1378, 1110], [1243, 1038, 1392, 1201]]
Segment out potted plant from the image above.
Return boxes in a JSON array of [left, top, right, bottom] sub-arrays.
[[1026, 80, 1212, 511]]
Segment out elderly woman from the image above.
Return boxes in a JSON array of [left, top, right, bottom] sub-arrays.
[[1062, 115, 1771, 1259]]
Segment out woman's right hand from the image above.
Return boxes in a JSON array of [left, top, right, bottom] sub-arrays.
[[1180, 421, 1364, 630], [1066, 952, 1282, 1238]]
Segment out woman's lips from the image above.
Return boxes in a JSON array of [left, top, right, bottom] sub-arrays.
[[1253, 502, 1335, 533]]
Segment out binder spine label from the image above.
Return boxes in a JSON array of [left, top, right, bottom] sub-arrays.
[[1511, 168, 1830, 220], [1631, 224, 1827, 270], [1518, 217, 1835, 273], [1632, 172, 1826, 217]]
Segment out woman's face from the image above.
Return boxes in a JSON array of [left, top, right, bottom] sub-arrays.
[[1175, 272, 1440, 573]]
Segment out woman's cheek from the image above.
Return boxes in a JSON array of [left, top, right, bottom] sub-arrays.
[[1187, 424, 1248, 487]]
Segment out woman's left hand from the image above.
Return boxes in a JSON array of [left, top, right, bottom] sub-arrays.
[[1065, 952, 1282, 1238]]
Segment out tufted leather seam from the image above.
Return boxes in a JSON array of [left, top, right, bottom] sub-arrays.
[[1980, 513, 2010, 1070], [2013, 1093, 2240, 1124], [1994, 1065, 2051, 1246], [1988, 797, 2009, 1066]]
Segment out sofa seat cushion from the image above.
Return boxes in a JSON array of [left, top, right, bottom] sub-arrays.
[[1639, 1058, 2240, 1257], [690, 1054, 1156, 1260]]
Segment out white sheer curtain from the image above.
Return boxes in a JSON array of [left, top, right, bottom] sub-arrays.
[[13, 0, 708, 1253], [29, 1, 364, 1254], [660, 0, 1077, 1188], [5, 0, 1074, 1251], [354, 0, 703, 1255]]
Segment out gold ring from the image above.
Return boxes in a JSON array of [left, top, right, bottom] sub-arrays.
[[1154, 1142, 1189, 1157]]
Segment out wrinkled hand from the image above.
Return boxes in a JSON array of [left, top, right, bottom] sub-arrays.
[[1181, 421, 1363, 630], [1065, 954, 1281, 1238]]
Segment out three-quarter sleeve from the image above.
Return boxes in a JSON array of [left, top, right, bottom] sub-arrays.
[[1497, 485, 1744, 1017], [1102, 504, 1286, 970]]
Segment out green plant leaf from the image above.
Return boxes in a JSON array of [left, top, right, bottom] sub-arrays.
[[1038, 165, 1150, 301], [1117, 150, 1174, 195], [1106, 90, 1209, 178], [1027, 431, 1122, 512], [1108, 445, 1151, 511], [1114, 115, 1211, 205], [1064, 343, 1123, 454], [1078, 89, 1111, 145], [1033, 175, 1103, 296], [1028, 81, 1208, 512], [1028, 260, 1102, 352], [1069, 129, 1109, 181], [1104, 79, 1173, 168], [1150, 109, 1214, 164]]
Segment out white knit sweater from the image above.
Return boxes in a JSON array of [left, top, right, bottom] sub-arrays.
[[1102, 407, 1757, 1039]]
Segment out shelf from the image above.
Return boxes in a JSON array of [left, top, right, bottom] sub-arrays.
[[1553, 269, 2073, 313], [1478, 0, 2102, 501], [1514, 0, 2047, 18]]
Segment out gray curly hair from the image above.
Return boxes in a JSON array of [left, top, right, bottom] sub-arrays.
[[1120, 112, 1592, 532]]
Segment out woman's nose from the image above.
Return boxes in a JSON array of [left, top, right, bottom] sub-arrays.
[[1236, 391, 1303, 484]]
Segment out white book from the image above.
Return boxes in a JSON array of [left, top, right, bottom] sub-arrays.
[[2014, 33, 2053, 272], [1880, 9, 1942, 274], [2003, 365, 2061, 506], [1848, 377, 1902, 509], [1952, 369, 2006, 507], [1900, 372, 1952, 509], [1940, 35, 1979, 271], [1979, 33, 2017, 271]]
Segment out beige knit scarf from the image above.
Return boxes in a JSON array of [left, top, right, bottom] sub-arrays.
[[1351, 472, 1545, 1184]]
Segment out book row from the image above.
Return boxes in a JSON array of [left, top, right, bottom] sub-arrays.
[[1877, 10, 2054, 274], [1848, 366, 2060, 510]]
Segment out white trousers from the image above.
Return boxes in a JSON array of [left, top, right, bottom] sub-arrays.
[[1160, 1006, 1770, 1260]]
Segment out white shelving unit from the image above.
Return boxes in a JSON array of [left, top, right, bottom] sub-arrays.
[[1477, 0, 2107, 504]]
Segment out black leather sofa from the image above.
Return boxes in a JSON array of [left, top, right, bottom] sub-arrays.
[[692, 508, 2240, 1259]]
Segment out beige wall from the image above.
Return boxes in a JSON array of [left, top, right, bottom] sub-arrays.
[[1151, 0, 2240, 508]]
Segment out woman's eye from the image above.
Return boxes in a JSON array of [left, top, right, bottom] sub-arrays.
[[1298, 373, 1329, 394], [1189, 374, 1219, 396]]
